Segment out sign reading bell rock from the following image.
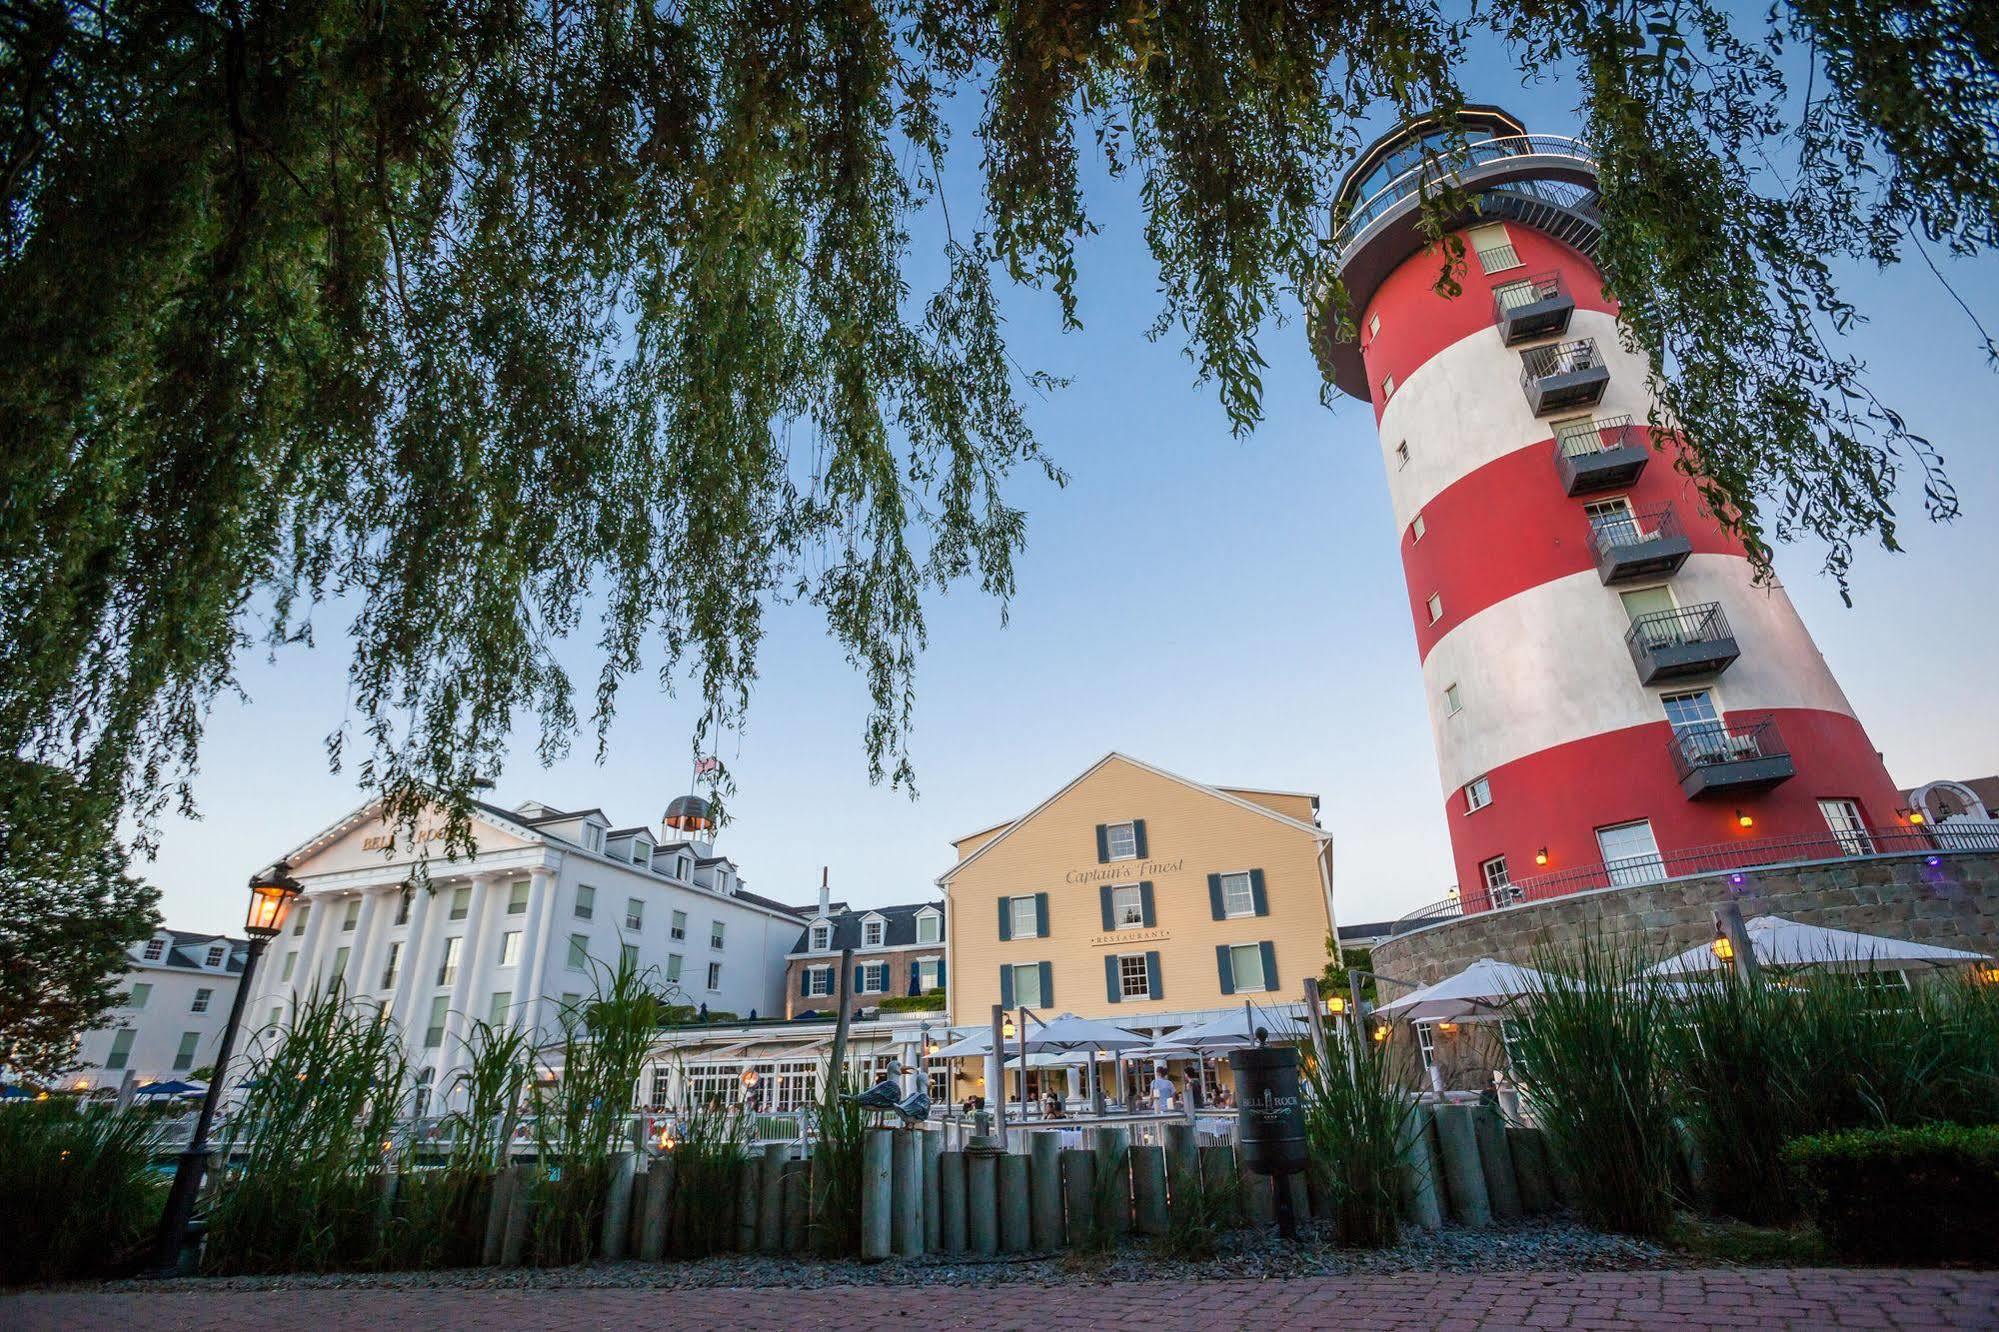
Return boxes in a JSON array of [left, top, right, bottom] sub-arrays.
[[360, 823, 449, 853]]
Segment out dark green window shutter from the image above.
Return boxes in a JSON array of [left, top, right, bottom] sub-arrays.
[[1216, 945, 1236, 996], [1104, 954, 1121, 1004], [1099, 884, 1115, 932], [1250, 869, 1270, 917], [937, 958, 947, 991], [1132, 819, 1149, 858], [1260, 941, 1279, 993], [1000, 964, 1014, 1010], [1145, 950, 1163, 1000], [1139, 881, 1156, 928], [1039, 961, 1054, 1008], [1207, 873, 1225, 920], [908, 960, 920, 994], [853, 966, 863, 994], [1095, 824, 1110, 863], [997, 896, 1012, 942], [1035, 892, 1050, 939], [799, 968, 810, 997]]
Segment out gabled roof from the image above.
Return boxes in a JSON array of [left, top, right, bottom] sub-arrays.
[[139, 929, 250, 976], [936, 752, 1330, 885], [791, 901, 944, 955]]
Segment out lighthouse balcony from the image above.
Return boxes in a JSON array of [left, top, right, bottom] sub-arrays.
[[1520, 338, 1610, 414], [1670, 717, 1795, 798], [1592, 504, 1692, 584], [1552, 414, 1649, 495], [1626, 602, 1739, 684], [1492, 271, 1575, 345]]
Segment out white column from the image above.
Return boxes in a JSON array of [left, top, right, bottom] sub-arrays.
[[515, 866, 561, 1048], [332, 891, 374, 994], [349, 884, 393, 1008], [432, 874, 495, 1104], [290, 891, 339, 1004], [386, 878, 439, 1037]]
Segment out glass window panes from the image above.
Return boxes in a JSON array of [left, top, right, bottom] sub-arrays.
[[1596, 820, 1666, 886], [1620, 585, 1677, 623], [1010, 896, 1039, 939], [1219, 872, 1254, 917], [1412, 513, 1426, 540], [488, 990, 512, 1025], [280, 951, 296, 981], [449, 888, 470, 921], [859, 962, 889, 993], [380, 941, 401, 989], [342, 900, 360, 930], [671, 910, 686, 940], [425, 996, 448, 1048], [863, 918, 884, 947], [1584, 497, 1637, 544], [1426, 593, 1443, 623], [330, 946, 349, 981], [291, 906, 308, 936], [1464, 776, 1492, 812], [1482, 855, 1519, 906], [621, 942, 638, 969], [1112, 884, 1144, 927], [917, 958, 942, 991], [508, 882, 529, 914], [143, 938, 166, 960], [706, 961, 722, 990], [1382, 374, 1396, 398], [173, 1032, 199, 1070], [128, 982, 151, 1009], [1469, 223, 1520, 272], [710, 920, 725, 949], [499, 931, 520, 966], [808, 966, 833, 997], [1012, 963, 1044, 1008], [666, 953, 683, 983], [1415, 1022, 1436, 1069], [1105, 822, 1138, 860], [626, 898, 644, 931], [810, 922, 831, 950], [437, 936, 461, 986], [1229, 943, 1266, 992], [106, 1029, 135, 1069], [1394, 441, 1410, 469], [395, 892, 411, 925], [916, 913, 941, 944], [1820, 798, 1873, 855], [1118, 954, 1150, 999], [1662, 689, 1720, 732], [1368, 312, 1381, 338], [1445, 683, 1462, 714], [574, 885, 595, 920], [567, 933, 589, 971], [205, 944, 226, 966]]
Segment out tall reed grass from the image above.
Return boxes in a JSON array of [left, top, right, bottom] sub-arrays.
[[1301, 1031, 1411, 1246], [663, 1072, 755, 1257], [0, 1100, 165, 1283], [1508, 938, 1681, 1236], [809, 1068, 864, 1256]]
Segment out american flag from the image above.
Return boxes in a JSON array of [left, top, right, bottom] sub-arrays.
[[693, 755, 719, 776]]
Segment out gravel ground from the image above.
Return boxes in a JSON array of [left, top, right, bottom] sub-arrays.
[[65, 1219, 1678, 1294]]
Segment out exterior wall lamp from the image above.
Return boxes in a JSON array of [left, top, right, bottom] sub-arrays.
[[1534, 847, 1549, 866]]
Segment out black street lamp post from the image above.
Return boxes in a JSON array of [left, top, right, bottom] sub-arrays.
[[152, 861, 302, 1272]]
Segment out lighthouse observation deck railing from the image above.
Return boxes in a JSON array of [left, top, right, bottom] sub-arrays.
[[1332, 134, 1598, 264], [1388, 822, 1999, 935]]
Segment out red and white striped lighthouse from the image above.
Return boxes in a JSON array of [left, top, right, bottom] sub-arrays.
[[1318, 108, 1905, 911]]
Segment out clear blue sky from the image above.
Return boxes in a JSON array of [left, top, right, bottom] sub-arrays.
[[141, 61, 1999, 937]]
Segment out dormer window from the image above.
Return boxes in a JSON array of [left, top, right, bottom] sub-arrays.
[[676, 855, 691, 879], [142, 938, 166, 962], [810, 921, 832, 951], [633, 844, 651, 869], [915, 911, 941, 945], [204, 943, 226, 968], [862, 916, 885, 949]]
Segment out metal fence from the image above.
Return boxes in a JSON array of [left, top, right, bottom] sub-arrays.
[[1333, 133, 1597, 260], [1519, 337, 1604, 386]]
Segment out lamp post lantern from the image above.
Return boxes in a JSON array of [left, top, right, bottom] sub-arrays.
[[152, 860, 302, 1272]]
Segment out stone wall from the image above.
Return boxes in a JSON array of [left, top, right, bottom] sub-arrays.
[[1372, 850, 1999, 993]]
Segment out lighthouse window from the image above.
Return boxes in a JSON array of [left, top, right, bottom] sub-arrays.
[[1444, 683, 1462, 716], [1382, 374, 1397, 400], [1426, 593, 1443, 624], [1411, 513, 1426, 541], [1368, 312, 1381, 339], [1394, 441, 1410, 469], [1469, 223, 1521, 273], [1482, 856, 1520, 907], [1464, 776, 1492, 813]]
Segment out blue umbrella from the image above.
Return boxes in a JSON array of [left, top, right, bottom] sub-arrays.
[[0, 1084, 36, 1100], [134, 1079, 206, 1098]]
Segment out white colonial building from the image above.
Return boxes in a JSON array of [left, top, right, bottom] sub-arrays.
[[68, 929, 249, 1090], [242, 794, 803, 1110]]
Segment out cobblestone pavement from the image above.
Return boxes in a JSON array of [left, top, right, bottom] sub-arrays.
[[10, 1269, 1999, 1330]]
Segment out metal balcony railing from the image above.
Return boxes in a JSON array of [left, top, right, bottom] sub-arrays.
[[1492, 270, 1561, 319], [1520, 338, 1604, 384], [1590, 504, 1682, 558], [1388, 821, 1999, 932], [1552, 415, 1648, 495], [1626, 602, 1731, 653], [1669, 716, 1796, 797], [1332, 134, 1598, 263], [1554, 414, 1635, 458]]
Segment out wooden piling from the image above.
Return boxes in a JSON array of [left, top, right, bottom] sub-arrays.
[[781, 1158, 809, 1252], [734, 1155, 759, 1252], [1243, 1170, 1276, 1228], [1285, 1171, 1312, 1226], [1028, 1132, 1064, 1250], [1199, 1145, 1238, 1227], [938, 1149, 968, 1254], [921, 1129, 943, 1252], [600, 1151, 636, 1260], [861, 1127, 895, 1260], [1507, 1125, 1556, 1215], [757, 1142, 788, 1252], [1090, 1127, 1131, 1235], [999, 1152, 1031, 1253], [1432, 1103, 1493, 1227], [1397, 1103, 1445, 1231], [482, 1166, 515, 1265], [1130, 1144, 1169, 1236], [1060, 1148, 1096, 1245], [640, 1156, 673, 1260], [500, 1164, 533, 1266], [893, 1129, 924, 1258], [966, 1149, 1000, 1256], [1473, 1105, 1522, 1221]]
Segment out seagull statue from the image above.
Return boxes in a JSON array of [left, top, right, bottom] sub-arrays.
[[894, 1084, 931, 1126], [842, 1059, 909, 1123]]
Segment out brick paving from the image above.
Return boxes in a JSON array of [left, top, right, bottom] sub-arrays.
[[9, 1269, 1999, 1331]]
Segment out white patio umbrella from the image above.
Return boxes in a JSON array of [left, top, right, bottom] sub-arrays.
[[1648, 915, 1990, 977], [930, 1028, 993, 1059], [1019, 1013, 1152, 1053], [1169, 1006, 1311, 1050], [1372, 957, 1569, 1023]]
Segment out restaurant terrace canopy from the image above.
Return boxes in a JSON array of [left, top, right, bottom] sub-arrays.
[[1648, 915, 1991, 977], [1169, 1005, 1312, 1050], [1372, 957, 1570, 1024]]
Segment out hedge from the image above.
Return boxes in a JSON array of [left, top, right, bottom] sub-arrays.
[[1784, 1124, 1999, 1264], [877, 993, 946, 1012]]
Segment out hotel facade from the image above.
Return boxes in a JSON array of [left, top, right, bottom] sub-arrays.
[[940, 753, 1336, 1030], [243, 794, 803, 1111], [65, 928, 248, 1091]]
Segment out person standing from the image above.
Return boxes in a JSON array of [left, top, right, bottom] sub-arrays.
[[1149, 1064, 1175, 1112]]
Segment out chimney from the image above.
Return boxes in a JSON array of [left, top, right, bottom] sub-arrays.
[[818, 866, 830, 919]]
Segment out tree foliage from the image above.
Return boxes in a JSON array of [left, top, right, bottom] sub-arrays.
[[0, 758, 160, 1080], [2, 0, 1992, 848]]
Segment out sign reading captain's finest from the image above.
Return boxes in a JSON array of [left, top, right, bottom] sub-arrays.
[[1063, 857, 1185, 886]]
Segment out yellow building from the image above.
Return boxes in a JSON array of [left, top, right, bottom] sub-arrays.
[[940, 753, 1336, 1028]]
